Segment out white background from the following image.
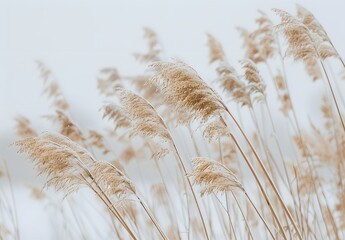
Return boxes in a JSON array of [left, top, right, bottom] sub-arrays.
[[0, 0, 344, 239]]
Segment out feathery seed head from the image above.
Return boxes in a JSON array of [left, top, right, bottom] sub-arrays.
[[240, 59, 266, 102], [206, 34, 225, 63], [15, 132, 94, 194], [92, 161, 136, 198], [149, 60, 226, 124], [190, 157, 244, 196], [116, 87, 172, 142], [15, 116, 37, 137], [97, 68, 122, 96], [102, 104, 132, 130], [46, 111, 85, 143]]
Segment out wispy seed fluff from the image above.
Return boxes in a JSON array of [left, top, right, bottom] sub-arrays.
[[206, 34, 225, 64], [15, 116, 37, 137], [216, 62, 252, 107], [92, 161, 136, 199], [97, 67, 122, 96], [45, 110, 85, 143], [102, 104, 132, 130], [16, 132, 137, 201], [115, 87, 171, 142], [240, 59, 266, 103], [134, 27, 162, 63], [15, 132, 94, 194], [149, 60, 226, 124], [189, 157, 244, 196], [273, 8, 337, 80], [296, 5, 339, 60]]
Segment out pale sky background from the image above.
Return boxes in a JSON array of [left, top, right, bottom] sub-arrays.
[[1, 0, 344, 181], [0, 0, 345, 239]]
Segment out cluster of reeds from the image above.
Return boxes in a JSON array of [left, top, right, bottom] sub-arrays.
[[10, 5, 345, 240]]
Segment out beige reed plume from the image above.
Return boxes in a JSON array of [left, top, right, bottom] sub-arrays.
[[134, 28, 161, 63], [238, 11, 276, 63], [45, 110, 85, 143], [272, 8, 337, 80], [106, 86, 210, 239], [205, 35, 253, 107], [35, 61, 69, 110], [237, 27, 262, 63], [202, 116, 230, 142], [206, 34, 225, 64], [15, 116, 37, 137], [15, 133, 142, 239], [115, 87, 171, 142], [274, 8, 345, 132], [91, 159, 168, 240], [149, 60, 226, 123], [189, 157, 244, 196], [150, 60, 232, 145], [296, 5, 342, 61], [252, 10, 277, 62], [97, 68, 122, 96], [215, 62, 239, 91], [273, 8, 338, 59], [273, 72, 292, 116], [149, 59, 302, 238], [102, 104, 132, 131], [15, 132, 94, 195], [103, 91, 171, 161], [216, 61, 252, 107], [126, 75, 159, 103], [88, 130, 110, 155], [240, 58, 266, 103], [190, 157, 275, 239], [91, 161, 136, 199]]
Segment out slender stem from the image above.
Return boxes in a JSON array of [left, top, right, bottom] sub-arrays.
[[320, 188, 340, 240], [137, 196, 168, 240], [139, 94, 208, 239], [171, 141, 210, 240], [218, 138, 234, 238], [224, 109, 303, 240], [81, 175, 137, 240], [188, 124, 201, 156], [319, 60, 345, 132], [301, 26, 345, 132], [229, 133, 287, 240], [244, 192, 276, 240], [3, 160, 20, 240], [328, 39, 345, 70], [230, 191, 254, 240], [277, 36, 336, 238], [66, 200, 88, 240], [213, 195, 238, 240]]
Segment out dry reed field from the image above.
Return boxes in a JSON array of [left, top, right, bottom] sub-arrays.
[[1, 2, 345, 240]]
